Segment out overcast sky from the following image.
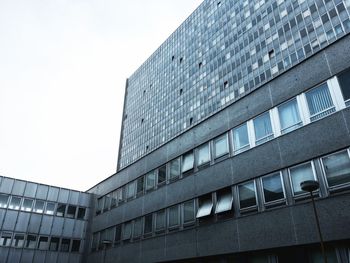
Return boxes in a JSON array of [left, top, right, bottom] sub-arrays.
[[0, 0, 203, 191]]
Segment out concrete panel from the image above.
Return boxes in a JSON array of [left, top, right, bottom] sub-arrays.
[[47, 187, 59, 202], [341, 107, 350, 135], [140, 236, 166, 263], [51, 217, 64, 236], [78, 192, 91, 207], [73, 220, 85, 239], [143, 187, 167, 215], [20, 249, 35, 263], [0, 178, 14, 194], [3, 210, 18, 230], [166, 176, 196, 207], [68, 253, 81, 263], [15, 212, 31, 232], [57, 253, 69, 263], [119, 242, 141, 263], [32, 250, 46, 263], [57, 189, 69, 203], [62, 219, 75, 237], [23, 182, 37, 198], [69, 191, 80, 205], [165, 230, 197, 261], [0, 247, 9, 263], [104, 248, 121, 263], [122, 197, 144, 223], [39, 215, 53, 235], [45, 251, 58, 263], [35, 185, 49, 200], [7, 248, 21, 263], [324, 35, 350, 76], [12, 180, 26, 196], [28, 214, 42, 233]]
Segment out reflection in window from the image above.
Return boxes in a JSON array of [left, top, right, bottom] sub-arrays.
[[144, 214, 153, 234], [45, 202, 55, 215], [322, 150, 350, 187], [254, 112, 274, 145], [9, 196, 21, 210], [305, 83, 335, 121], [183, 200, 195, 224], [238, 181, 257, 209], [56, 204, 66, 217], [0, 194, 9, 208], [214, 134, 229, 158], [145, 171, 156, 191], [168, 205, 180, 228], [233, 123, 250, 153], [61, 238, 70, 252], [215, 188, 233, 213], [182, 151, 194, 173], [197, 143, 210, 166], [126, 181, 136, 199], [38, 236, 49, 250], [133, 218, 142, 238], [169, 158, 180, 180], [337, 67, 350, 106], [71, 240, 81, 252], [33, 200, 45, 213], [262, 173, 285, 203], [0, 232, 12, 246], [278, 99, 302, 134], [25, 235, 37, 249], [196, 195, 213, 218], [21, 198, 33, 212], [289, 162, 315, 195], [155, 209, 166, 231], [12, 234, 25, 248], [158, 165, 166, 185]]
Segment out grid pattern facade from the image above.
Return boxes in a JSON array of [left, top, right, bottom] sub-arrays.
[[118, 0, 350, 169]]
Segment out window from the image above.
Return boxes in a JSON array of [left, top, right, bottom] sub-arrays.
[[136, 176, 144, 195], [182, 151, 194, 173], [103, 195, 111, 211], [183, 200, 195, 224], [12, 234, 25, 248], [145, 171, 156, 192], [215, 188, 233, 214], [169, 158, 180, 180], [322, 150, 350, 188], [261, 173, 285, 203], [155, 209, 166, 231], [33, 200, 45, 213], [38, 236, 49, 250], [25, 235, 37, 249], [20, 198, 33, 212], [144, 214, 153, 235], [337, 67, 350, 106], [133, 218, 142, 238], [196, 195, 213, 218], [168, 205, 180, 228], [238, 181, 257, 210], [126, 181, 136, 199], [158, 165, 166, 185], [45, 202, 55, 215], [0, 232, 12, 246], [56, 204, 66, 217], [197, 143, 210, 166], [214, 134, 229, 158], [71, 240, 81, 252], [233, 123, 250, 153], [114, 225, 122, 243], [96, 197, 104, 214], [289, 162, 316, 195], [77, 207, 86, 220], [253, 112, 274, 145], [117, 188, 124, 204], [60, 238, 70, 252], [123, 222, 132, 240], [67, 205, 76, 218], [110, 190, 118, 208], [278, 98, 302, 134], [49, 237, 59, 251], [9, 196, 21, 210], [305, 83, 335, 122], [0, 194, 9, 208]]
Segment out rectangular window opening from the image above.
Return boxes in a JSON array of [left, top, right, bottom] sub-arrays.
[[196, 194, 213, 218]]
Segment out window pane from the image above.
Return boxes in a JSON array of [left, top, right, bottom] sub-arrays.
[[96, 197, 104, 213], [168, 205, 180, 227], [214, 134, 229, 158], [33, 200, 45, 213], [233, 123, 250, 153], [145, 171, 156, 191], [262, 173, 285, 203], [9, 196, 21, 210], [103, 196, 110, 211], [25, 235, 37, 249], [21, 199, 33, 212], [278, 99, 302, 133], [49, 237, 59, 251], [0, 232, 12, 246], [215, 189, 233, 213], [45, 202, 55, 215], [289, 162, 315, 195], [144, 214, 153, 234], [12, 234, 25, 248], [158, 165, 166, 185], [254, 112, 273, 145], [169, 158, 180, 180], [60, 238, 70, 252], [133, 218, 142, 238], [67, 205, 76, 218], [196, 196, 213, 218], [183, 200, 195, 223], [306, 83, 335, 121], [71, 240, 81, 252], [197, 143, 210, 166], [77, 207, 86, 219], [38, 236, 49, 250], [182, 151, 194, 172], [0, 194, 9, 208], [56, 204, 66, 217], [126, 181, 136, 198], [322, 151, 350, 187], [136, 176, 144, 194], [337, 68, 350, 103], [122, 222, 132, 240], [238, 181, 257, 209], [155, 210, 166, 230], [114, 225, 122, 242]]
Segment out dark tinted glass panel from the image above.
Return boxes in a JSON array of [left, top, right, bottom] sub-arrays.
[[115, 225, 122, 242], [136, 176, 144, 194], [338, 67, 350, 101], [12, 234, 25, 247], [67, 205, 76, 218], [0, 232, 12, 246], [25, 235, 37, 249], [61, 239, 70, 252], [323, 150, 350, 187], [158, 165, 166, 184], [71, 240, 81, 252], [144, 214, 153, 234], [38, 236, 49, 250], [238, 181, 257, 209], [262, 173, 285, 203], [49, 237, 59, 251], [183, 200, 195, 223], [56, 204, 66, 217], [45, 202, 55, 215], [77, 207, 86, 219]]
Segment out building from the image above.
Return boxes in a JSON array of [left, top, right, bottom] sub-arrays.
[[87, 0, 350, 262], [1, 0, 350, 262]]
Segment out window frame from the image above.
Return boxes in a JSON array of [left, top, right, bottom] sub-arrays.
[[196, 194, 213, 218], [215, 188, 234, 214], [232, 122, 250, 154], [0, 194, 9, 209], [8, 196, 21, 210], [253, 111, 274, 145], [288, 161, 318, 197], [181, 151, 194, 174], [157, 165, 167, 186], [237, 180, 258, 212], [277, 98, 303, 134], [196, 142, 211, 167], [12, 233, 25, 248], [145, 171, 156, 192], [155, 209, 166, 232], [213, 133, 230, 159], [168, 157, 181, 181], [182, 199, 196, 226], [168, 205, 181, 230], [261, 172, 286, 205]]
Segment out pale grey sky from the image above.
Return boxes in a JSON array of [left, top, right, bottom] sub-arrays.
[[0, 0, 203, 191]]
